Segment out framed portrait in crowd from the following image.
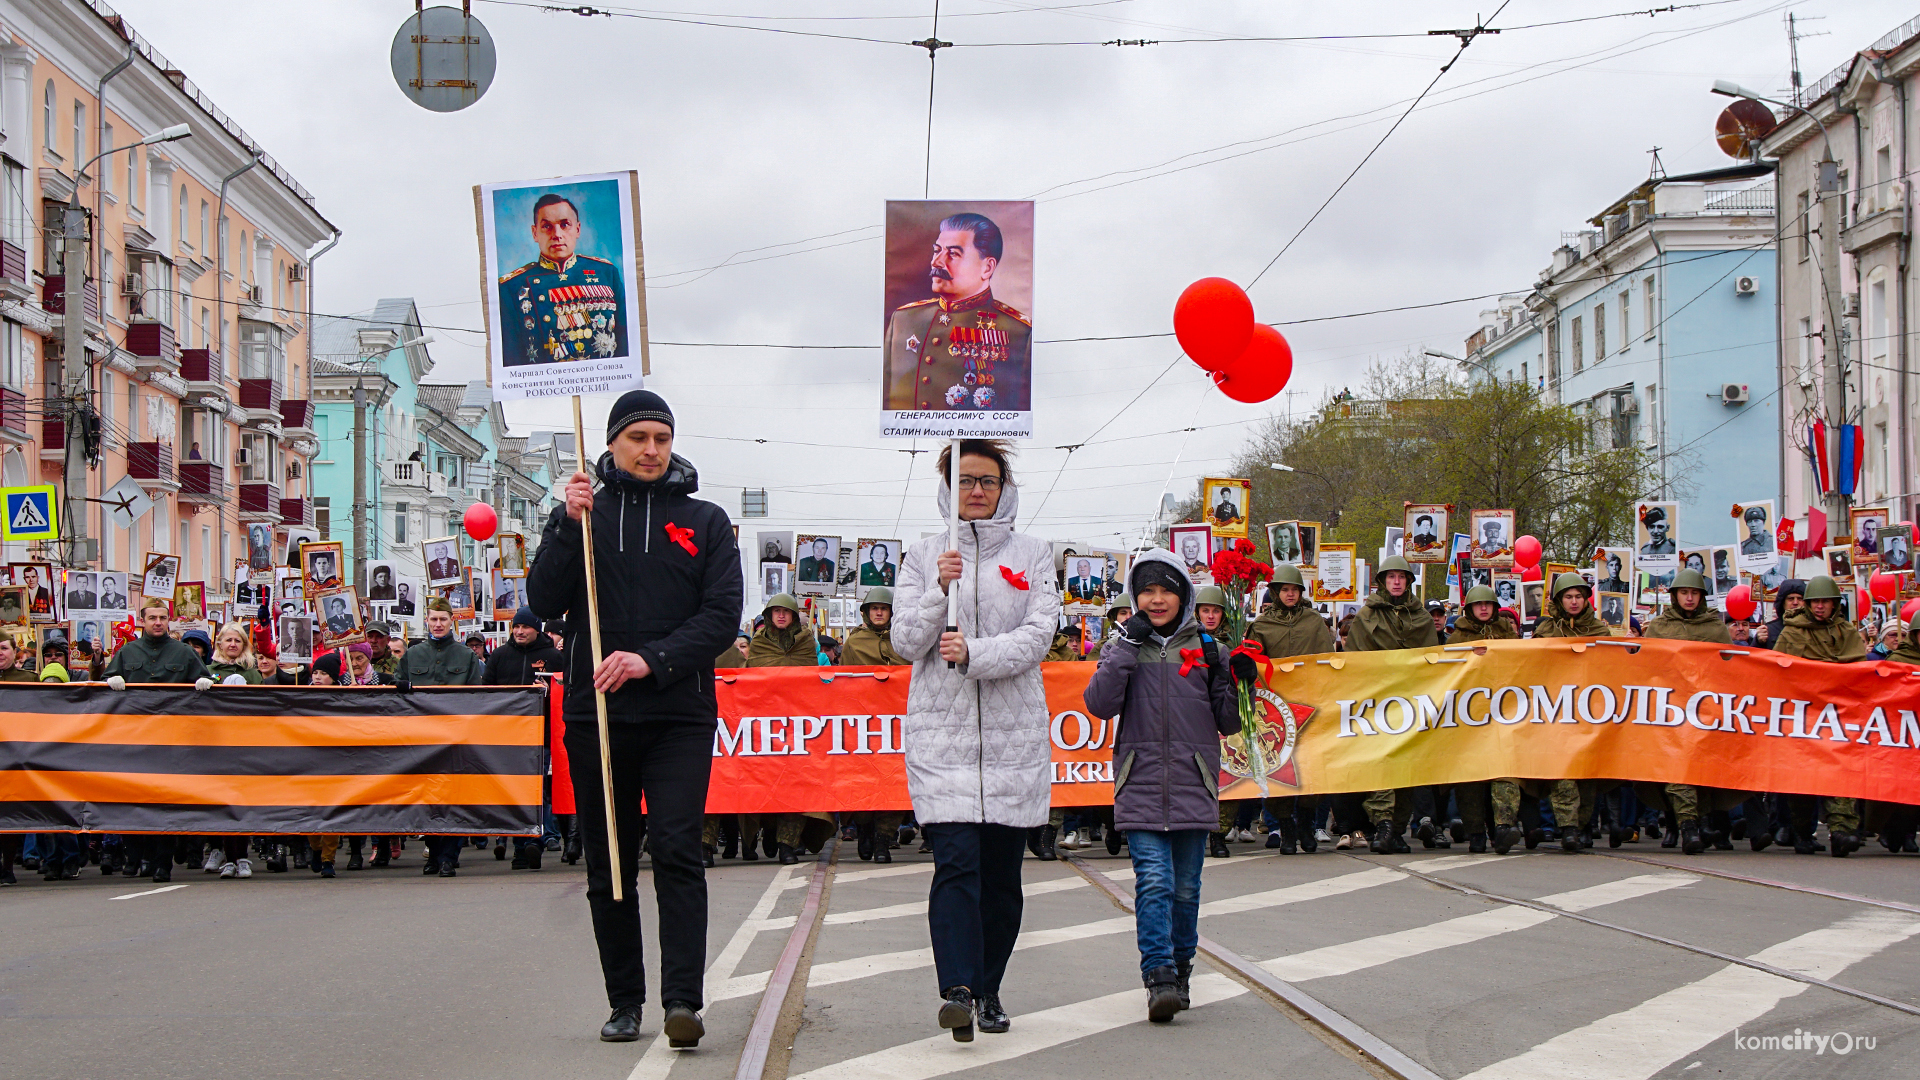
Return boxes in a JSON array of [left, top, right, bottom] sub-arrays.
[[761, 562, 789, 602], [281, 527, 319, 568], [1469, 510, 1515, 569], [468, 568, 489, 619], [1676, 548, 1715, 595], [315, 587, 365, 648], [856, 538, 900, 594], [492, 570, 527, 620], [300, 540, 345, 594], [1823, 545, 1854, 581], [1593, 547, 1632, 595], [138, 553, 180, 603], [364, 561, 396, 602], [1402, 504, 1450, 563], [1635, 502, 1680, 574], [835, 541, 858, 597], [497, 533, 528, 577], [1521, 579, 1545, 622], [1709, 545, 1739, 596], [1201, 477, 1251, 540], [1266, 521, 1302, 566], [172, 582, 207, 625], [247, 521, 275, 572], [1168, 524, 1215, 586], [1061, 552, 1107, 614], [0, 586, 27, 627], [792, 534, 841, 596], [441, 577, 476, 621], [1296, 522, 1321, 568], [393, 578, 420, 617], [1851, 506, 1890, 565], [279, 611, 314, 663], [63, 571, 98, 616], [1311, 543, 1357, 602], [1491, 573, 1521, 611], [97, 572, 129, 615], [10, 563, 53, 622], [1731, 500, 1776, 573], [422, 536, 464, 588], [756, 531, 794, 565], [1599, 592, 1629, 631], [1879, 524, 1915, 573]]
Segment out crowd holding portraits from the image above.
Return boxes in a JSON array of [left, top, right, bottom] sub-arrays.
[[497, 532, 528, 576], [1168, 524, 1215, 586], [1202, 477, 1250, 539], [301, 541, 346, 593], [1733, 500, 1776, 572], [1852, 506, 1889, 564], [1311, 543, 1357, 602], [422, 537, 463, 588], [1881, 524, 1915, 573], [1402, 504, 1450, 562], [1468, 509, 1515, 568], [793, 534, 840, 596], [1266, 520, 1301, 565]]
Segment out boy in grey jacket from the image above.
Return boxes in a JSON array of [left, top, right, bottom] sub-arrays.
[[1082, 550, 1240, 1022]]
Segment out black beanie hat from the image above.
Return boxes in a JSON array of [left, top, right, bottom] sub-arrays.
[[1133, 560, 1190, 605], [607, 389, 675, 442], [313, 652, 343, 682], [512, 606, 540, 629]]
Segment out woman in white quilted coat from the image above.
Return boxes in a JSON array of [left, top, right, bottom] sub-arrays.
[[891, 439, 1060, 1043]]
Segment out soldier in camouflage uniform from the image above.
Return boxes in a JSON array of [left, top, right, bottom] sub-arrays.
[[1505, 573, 1611, 854], [1772, 575, 1868, 856], [1349, 557, 1440, 854], [1445, 585, 1519, 852], [841, 588, 908, 862], [1243, 565, 1335, 854], [882, 212, 1031, 413], [1640, 569, 1737, 855]]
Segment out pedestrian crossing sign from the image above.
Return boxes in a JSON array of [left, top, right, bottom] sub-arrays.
[[0, 485, 58, 541]]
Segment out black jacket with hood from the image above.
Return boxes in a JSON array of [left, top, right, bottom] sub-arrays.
[[483, 633, 566, 685], [1757, 578, 1806, 651], [527, 451, 743, 723]]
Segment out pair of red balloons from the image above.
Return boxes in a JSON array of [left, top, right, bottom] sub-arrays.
[[1513, 535, 1542, 569], [1173, 278, 1292, 404], [1869, 572, 1901, 605]]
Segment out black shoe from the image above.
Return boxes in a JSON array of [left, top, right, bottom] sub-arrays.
[[1680, 821, 1704, 855], [600, 1004, 642, 1042], [662, 1001, 704, 1048], [370, 850, 390, 869], [311, 853, 326, 874], [1026, 827, 1043, 858], [1660, 826, 1678, 849], [565, 834, 583, 865], [1298, 826, 1317, 854], [20, 856, 37, 871], [511, 848, 530, 869], [1469, 832, 1488, 854], [939, 987, 975, 1042], [438, 859, 457, 877], [1106, 827, 1123, 856], [423, 855, 439, 875], [1523, 828, 1543, 851], [123, 860, 142, 878], [1794, 836, 1819, 855], [1830, 831, 1861, 857], [1711, 830, 1734, 851], [1433, 824, 1452, 849], [703, 849, 715, 869], [873, 843, 891, 864], [777, 843, 799, 866], [1371, 820, 1396, 854], [1144, 966, 1181, 1023], [339, 849, 360, 871], [1038, 824, 1058, 861], [320, 861, 336, 879], [721, 834, 738, 860], [1561, 827, 1582, 854], [1414, 816, 1437, 848], [1730, 818, 1748, 841], [1903, 834, 1919, 854], [976, 993, 1010, 1033], [1277, 821, 1297, 855], [151, 865, 170, 883], [1750, 828, 1774, 852], [1174, 960, 1193, 1011], [494, 840, 507, 861], [857, 827, 874, 861], [1608, 827, 1626, 849], [0, 866, 13, 886], [265, 854, 288, 873], [1494, 826, 1521, 855], [763, 832, 779, 860], [1208, 832, 1231, 858]]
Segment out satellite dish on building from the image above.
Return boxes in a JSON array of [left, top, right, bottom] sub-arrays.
[[391, 4, 497, 113], [1714, 99, 1777, 160]]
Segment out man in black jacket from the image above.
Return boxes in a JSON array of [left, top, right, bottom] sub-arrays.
[[527, 389, 742, 1047]]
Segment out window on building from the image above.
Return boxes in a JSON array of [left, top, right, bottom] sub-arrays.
[[1871, 274, 1889, 363], [100, 125, 113, 196], [199, 307, 210, 351], [314, 413, 330, 459], [1796, 191, 1810, 261], [42, 81, 56, 158], [101, 374, 114, 446], [240, 430, 278, 483], [127, 383, 138, 443], [1, 159, 26, 253], [72, 103, 85, 166], [1798, 316, 1815, 387], [238, 320, 280, 380], [0, 321, 21, 390], [1877, 423, 1890, 498], [219, 215, 230, 272], [1607, 388, 1637, 449], [437, 454, 463, 488], [1644, 276, 1656, 338], [127, 145, 139, 210], [394, 501, 409, 545], [1570, 316, 1583, 373], [1593, 304, 1606, 360], [1877, 145, 1893, 211], [1618, 292, 1630, 348], [316, 496, 331, 539], [1545, 318, 1560, 388], [101, 249, 114, 321], [178, 185, 189, 250], [199, 200, 209, 253]]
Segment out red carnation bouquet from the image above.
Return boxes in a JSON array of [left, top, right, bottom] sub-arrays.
[[1207, 539, 1277, 791]]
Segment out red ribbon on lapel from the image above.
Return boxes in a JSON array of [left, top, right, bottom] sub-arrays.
[[1178, 647, 1209, 677], [665, 522, 699, 557], [1000, 565, 1029, 590], [1230, 639, 1273, 681]]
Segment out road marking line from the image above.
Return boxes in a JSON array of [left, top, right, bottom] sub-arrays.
[[627, 864, 797, 1080], [1400, 852, 1535, 873], [822, 875, 1092, 926], [798, 863, 932, 888], [791, 872, 1693, 1080], [1459, 909, 1920, 1080], [109, 884, 191, 900]]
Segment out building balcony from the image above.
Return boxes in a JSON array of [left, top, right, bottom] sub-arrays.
[[0, 387, 27, 444], [0, 239, 28, 301], [42, 274, 101, 321], [128, 442, 179, 490], [239, 378, 282, 426], [178, 461, 227, 502], [279, 398, 314, 435], [1841, 205, 1906, 256], [386, 459, 447, 495], [279, 495, 315, 526], [125, 321, 180, 373], [239, 481, 282, 521], [39, 414, 63, 461], [180, 348, 223, 391]]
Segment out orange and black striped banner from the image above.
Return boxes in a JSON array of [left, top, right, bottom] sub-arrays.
[[0, 685, 548, 835]]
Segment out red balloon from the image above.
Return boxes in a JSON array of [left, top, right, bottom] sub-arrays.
[[1513, 534, 1542, 568], [1870, 572, 1899, 604], [463, 501, 498, 542], [1859, 590, 1872, 616], [1211, 324, 1293, 404], [1519, 564, 1543, 582], [1723, 584, 1756, 621], [1174, 277, 1256, 372], [1903, 598, 1920, 624]]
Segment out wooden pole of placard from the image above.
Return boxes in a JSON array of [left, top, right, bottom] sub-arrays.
[[573, 397, 623, 903], [947, 438, 960, 667]]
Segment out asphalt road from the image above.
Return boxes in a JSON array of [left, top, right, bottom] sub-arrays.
[[4, 832, 1918, 1079]]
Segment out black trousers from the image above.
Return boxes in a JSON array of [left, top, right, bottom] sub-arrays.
[[564, 717, 713, 1010], [924, 822, 1027, 998]]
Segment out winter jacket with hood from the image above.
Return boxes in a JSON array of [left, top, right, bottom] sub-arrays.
[[1445, 609, 1519, 643], [841, 617, 906, 665], [1533, 604, 1612, 638], [1644, 602, 1733, 644], [1757, 579, 1806, 650], [1082, 549, 1238, 833], [1890, 636, 1920, 666], [1245, 597, 1335, 658], [527, 451, 743, 722], [483, 633, 566, 684], [748, 617, 820, 667], [1347, 584, 1439, 652], [890, 480, 1060, 828], [1773, 609, 1868, 663], [715, 638, 749, 668]]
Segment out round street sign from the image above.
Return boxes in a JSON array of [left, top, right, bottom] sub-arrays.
[[391, 5, 497, 113]]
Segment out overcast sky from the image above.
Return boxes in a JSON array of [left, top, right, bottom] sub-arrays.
[[108, 0, 1918, 547]]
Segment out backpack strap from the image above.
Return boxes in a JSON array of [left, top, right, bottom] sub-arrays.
[[1199, 631, 1222, 676]]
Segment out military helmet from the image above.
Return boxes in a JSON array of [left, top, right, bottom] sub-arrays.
[[1550, 571, 1591, 599], [1194, 585, 1228, 608], [1802, 575, 1843, 601], [764, 592, 802, 614], [1909, 608, 1920, 633], [1464, 584, 1499, 606], [1669, 568, 1709, 594], [1375, 555, 1415, 585], [861, 586, 894, 610], [1106, 593, 1133, 616], [1271, 564, 1306, 588]]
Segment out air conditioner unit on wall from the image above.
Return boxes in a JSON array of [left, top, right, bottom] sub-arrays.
[[287, 263, 306, 283], [234, 446, 252, 465], [1734, 276, 1758, 295], [1617, 393, 1641, 414], [1722, 383, 1750, 405]]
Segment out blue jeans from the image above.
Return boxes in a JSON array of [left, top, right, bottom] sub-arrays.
[[1126, 829, 1206, 977]]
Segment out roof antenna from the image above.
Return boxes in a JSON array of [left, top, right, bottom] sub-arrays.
[[1647, 146, 1667, 181]]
